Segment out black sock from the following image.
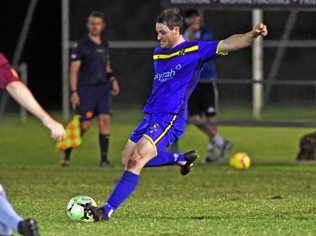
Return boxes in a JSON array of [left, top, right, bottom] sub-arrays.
[[64, 148, 72, 161], [99, 134, 110, 162]]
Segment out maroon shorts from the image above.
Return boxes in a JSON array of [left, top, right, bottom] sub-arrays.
[[0, 64, 20, 90]]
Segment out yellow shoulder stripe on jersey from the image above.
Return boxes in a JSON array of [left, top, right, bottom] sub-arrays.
[[153, 45, 199, 60], [216, 41, 229, 56]]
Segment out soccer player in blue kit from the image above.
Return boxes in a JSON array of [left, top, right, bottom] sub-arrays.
[[86, 8, 268, 221]]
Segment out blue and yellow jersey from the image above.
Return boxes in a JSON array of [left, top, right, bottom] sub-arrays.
[[183, 27, 217, 81], [143, 40, 225, 117]]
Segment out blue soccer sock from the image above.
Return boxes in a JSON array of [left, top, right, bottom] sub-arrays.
[[0, 186, 22, 231], [103, 171, 139, 220], [145, 151, 187, 167]]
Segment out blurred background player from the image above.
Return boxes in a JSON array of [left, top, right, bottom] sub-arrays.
[[0, 52, 65, 235], [183, 9, 232, 162], [62, 11, 120, 168]]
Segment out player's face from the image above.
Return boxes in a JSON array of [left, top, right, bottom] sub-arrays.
[[187, 16, 201, 32], [87, 16, 105, 36], [156, 23, 180, 49]]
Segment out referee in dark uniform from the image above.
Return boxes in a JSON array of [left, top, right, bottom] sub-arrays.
[[62, 11, 120, 167], [184, 10, 232, 162]]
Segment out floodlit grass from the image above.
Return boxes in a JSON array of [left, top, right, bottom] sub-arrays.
[[1, 107, 316, 236]]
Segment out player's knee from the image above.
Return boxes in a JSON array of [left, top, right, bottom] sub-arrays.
[[126, 149, 142, 169], [99, 117, 110, 127]]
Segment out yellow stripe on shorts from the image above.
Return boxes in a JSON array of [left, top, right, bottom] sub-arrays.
[[154, 115, 177, 144]]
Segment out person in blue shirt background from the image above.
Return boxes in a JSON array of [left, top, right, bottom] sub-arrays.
[[86, 8, 268, 222], [62, 11, 120, 168], [183, 9, 232, 163]]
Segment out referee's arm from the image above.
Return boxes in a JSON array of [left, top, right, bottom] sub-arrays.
[[106, 63, 120, 96], [70, 60, 81, 109]]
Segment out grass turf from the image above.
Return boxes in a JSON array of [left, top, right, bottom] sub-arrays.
[[1, 108, 316, 236]]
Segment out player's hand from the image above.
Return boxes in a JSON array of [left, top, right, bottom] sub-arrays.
[[111, 79, 120, 96], [42, 117, 66, 141], [71, 92, 80, 110], [253, 23, 268, 38]]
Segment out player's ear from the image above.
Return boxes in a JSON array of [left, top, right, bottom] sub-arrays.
[[173, 26, 181, 36]]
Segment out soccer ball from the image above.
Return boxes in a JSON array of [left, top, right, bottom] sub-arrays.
[[229, 152, 251, 170], [66, 195, 97, 222]]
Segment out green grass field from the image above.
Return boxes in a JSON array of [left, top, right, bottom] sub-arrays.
[[1, 108, 316, 236]]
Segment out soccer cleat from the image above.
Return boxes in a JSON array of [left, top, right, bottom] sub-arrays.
[[85, 204, 108, 222], [17, 219, 40, 236], [180, 150, 198, 175], [218, 140, 233, 160]]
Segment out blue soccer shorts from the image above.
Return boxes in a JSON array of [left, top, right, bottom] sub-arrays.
[[129, 113, 186, 154]]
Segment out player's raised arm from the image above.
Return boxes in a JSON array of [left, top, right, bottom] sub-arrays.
[[6, 81, 65, 141], [217, 23, 268, 54]]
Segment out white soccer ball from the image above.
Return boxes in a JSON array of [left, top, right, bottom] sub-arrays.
[[66, 195, 97, 222]]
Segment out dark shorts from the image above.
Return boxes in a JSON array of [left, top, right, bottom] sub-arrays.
[[0, 65, 20, 90], [129, 113, 186, 154], [78, 84, 112, 121], [188, 81, 218, 117]]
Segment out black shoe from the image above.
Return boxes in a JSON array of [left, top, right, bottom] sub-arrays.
[[99, 160, 111, 168], [85, 204, 107, 221], [18, 219, 40, 236], [219, 140, 233, 159], [180, 150, 198, 176]]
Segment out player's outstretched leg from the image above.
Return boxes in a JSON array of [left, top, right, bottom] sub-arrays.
[[144, 150, 198, 175], [0, 185, 40, 236], [86, 137, 155, 222]]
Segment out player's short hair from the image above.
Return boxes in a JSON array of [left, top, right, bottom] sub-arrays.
[[184, 9, 200, 18], [156, 8, 183, 30], [88, 11, 105, 22]]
